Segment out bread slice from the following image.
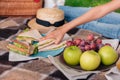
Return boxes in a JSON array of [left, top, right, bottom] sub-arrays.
[[16, 29, 42, 43], [38, 41, 66, 51], [37, 39, 55, 49], [7, 40, 38, 56]]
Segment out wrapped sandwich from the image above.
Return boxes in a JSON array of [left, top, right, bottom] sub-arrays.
[[35, 34, 71, 51], [7, 28, 70, 56], [7, 40, 38, 56], [38, 40, 67, 51], [16, 29, 42, 43], [37, 39, 55, 49]]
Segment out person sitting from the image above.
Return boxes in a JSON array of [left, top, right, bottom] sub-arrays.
[[40, 0, 120, 44]]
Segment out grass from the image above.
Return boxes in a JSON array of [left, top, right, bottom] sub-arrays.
[[65, 0, 120, 13]]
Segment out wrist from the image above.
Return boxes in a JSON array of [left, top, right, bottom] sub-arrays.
[[59, 24, 70, 34], [57, 21, 77, 34], [62, 22, 76, 33], [56, 26, 67, 34]]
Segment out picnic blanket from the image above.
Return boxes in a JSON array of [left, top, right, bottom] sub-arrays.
[[0, 17, 118, 80], [0, 17, 68, 80]]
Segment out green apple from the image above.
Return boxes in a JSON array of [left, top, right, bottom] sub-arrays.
[[98, 45, 118, 65], [63, 46, 82, 66], [80, 50, 101, 71]]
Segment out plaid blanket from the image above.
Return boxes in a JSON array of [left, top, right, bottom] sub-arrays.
[[0, 17, 107, 80], [0, 52, 107, 80], [0, 52, 69, 80]]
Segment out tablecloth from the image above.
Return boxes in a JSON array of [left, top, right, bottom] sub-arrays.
[[0, 17, 116, 80]]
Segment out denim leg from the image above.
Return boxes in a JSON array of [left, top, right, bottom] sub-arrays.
[[59, 6, 120, 40], [78, 21, 120, 40], [59, 6, 91, 22], [97, 12, 120, 24], [59, 6, 120, 24]]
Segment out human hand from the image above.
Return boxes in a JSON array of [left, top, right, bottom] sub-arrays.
[[39, 27, 66, 44]]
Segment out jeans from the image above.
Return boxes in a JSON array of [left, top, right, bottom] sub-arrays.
[[59, 6, 120, 40]]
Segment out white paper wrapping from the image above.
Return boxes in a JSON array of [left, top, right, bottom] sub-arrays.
[[44, 0, 65, 8]]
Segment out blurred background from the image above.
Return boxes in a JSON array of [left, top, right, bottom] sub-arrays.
[[65, 0, 120, 13]]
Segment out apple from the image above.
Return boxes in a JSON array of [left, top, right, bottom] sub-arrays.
[[98, 45, 118, 66], [63, 46, 82, 66], [80, 50, 101, 71]]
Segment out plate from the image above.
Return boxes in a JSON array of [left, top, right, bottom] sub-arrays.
[[9, 32, 71, 61], [9, 48, 64, 61], [31, 33, 71, 57], [31, 48, 64, 58], [59, 53, 116, 72], [58, 39, 119, 71]]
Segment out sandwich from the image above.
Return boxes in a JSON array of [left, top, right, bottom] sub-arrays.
[[38, 40, 67, 51], [37, 39, 55, 49], [7, 40, 38, 56], [33, 38, 67, 51], [8, 28, 69, 54], [16, 29, 42, 43]]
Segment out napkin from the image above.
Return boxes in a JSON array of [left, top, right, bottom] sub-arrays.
[[102, 39, 119, 50], [9, 51, 42, 61], [48, 55, 100, 80], [105, 66, 120, 80], [8, 33, 71, 62]]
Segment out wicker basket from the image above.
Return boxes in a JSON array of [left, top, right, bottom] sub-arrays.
[[0, 0, 33, 1], [0, 0, 43, 16]]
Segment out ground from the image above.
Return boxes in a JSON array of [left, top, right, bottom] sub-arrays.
[[65, 0, 120, 13]]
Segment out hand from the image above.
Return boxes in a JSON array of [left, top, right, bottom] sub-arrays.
[[40, 27, 66, 44]]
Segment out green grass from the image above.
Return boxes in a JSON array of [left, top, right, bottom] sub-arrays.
[[65, 0, 120, 13]]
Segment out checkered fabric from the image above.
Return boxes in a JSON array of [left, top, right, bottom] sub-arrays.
[[0, 17, 107, 80]]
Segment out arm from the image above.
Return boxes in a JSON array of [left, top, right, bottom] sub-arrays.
[[61, 0, 120, 33], [41, 0, 120, 44]]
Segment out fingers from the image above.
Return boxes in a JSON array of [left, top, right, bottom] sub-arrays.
[[39, 36, 46, 41], [39, 35, 61, 44], [39, 30, 63, 44], [55, 38, 60, 44], [39, 33, 56, 43], [55, 36, 63, 44], [39, 36, 50, 41]]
